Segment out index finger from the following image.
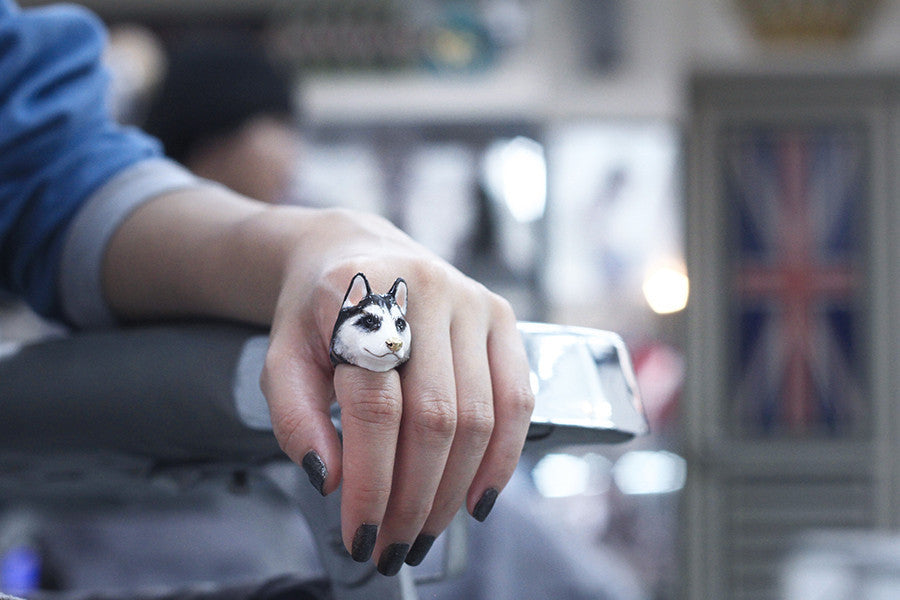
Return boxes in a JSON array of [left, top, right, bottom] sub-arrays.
[[334, 365, 403, 562]]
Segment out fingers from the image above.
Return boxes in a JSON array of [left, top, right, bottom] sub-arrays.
[[333, 365, 404, 565], [262, 337, 344, 496], [467, 301, 534, 519], [266, 260, 534, 577], [374, 312, 458, 574], [336, 297, 460, 575], [404, 315, 494, 566], [361, 293, 530, 574]]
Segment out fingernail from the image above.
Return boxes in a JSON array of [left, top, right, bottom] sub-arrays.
[[377, 542, 411, 576], [473, 487, 499, 522], [351, 523, 378, 562], [404, 533, 436, 566], [301, 450, 327, 496]]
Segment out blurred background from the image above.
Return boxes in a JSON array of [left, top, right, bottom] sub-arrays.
[[6, 0, 900, 598]]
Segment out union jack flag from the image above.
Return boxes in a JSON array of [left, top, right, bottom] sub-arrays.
[[722, 125, 866, 436]]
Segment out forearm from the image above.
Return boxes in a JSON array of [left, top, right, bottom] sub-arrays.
[[103, 186, 300, 325], [101, 186, 420, 327]]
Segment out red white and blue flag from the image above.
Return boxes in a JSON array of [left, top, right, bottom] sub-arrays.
[[723, 126, 865, 436]]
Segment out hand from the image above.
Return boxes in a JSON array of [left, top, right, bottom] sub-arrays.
[[259, 208, 535, 575], [104, 191, 534, 575]]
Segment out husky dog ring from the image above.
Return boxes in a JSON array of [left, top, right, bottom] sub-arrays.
[[329, 273, 411, 372]]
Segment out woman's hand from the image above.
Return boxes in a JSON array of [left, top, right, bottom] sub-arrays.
[[260, 208, 535, 574], [104, 191, 534, 575]]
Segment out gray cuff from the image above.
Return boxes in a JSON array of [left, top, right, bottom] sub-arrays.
[[59, 158, 203, 328]]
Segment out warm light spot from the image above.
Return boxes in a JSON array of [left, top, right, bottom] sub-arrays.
[[643, 266, 689, 314]]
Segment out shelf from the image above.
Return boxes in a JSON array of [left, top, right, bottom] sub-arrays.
[[301, 69, 546, 125]]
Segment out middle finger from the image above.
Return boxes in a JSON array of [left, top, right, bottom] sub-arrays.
[[375, 313, 457, 575]]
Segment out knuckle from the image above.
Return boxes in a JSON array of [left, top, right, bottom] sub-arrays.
[[351, 481, 392, 508], [408, 259, 452, 293], [409, 395, 457, 439], [271, 410, 304, 457], [259, 346, 286, 393], [457, 285, 490, 316], [456, 400, 495, 440], [489, 293, 517, 323], [390, 496, 433, 525], [319, 255, 363, 287], [503, 384, 536, 420], [345, 390, 403, 428]]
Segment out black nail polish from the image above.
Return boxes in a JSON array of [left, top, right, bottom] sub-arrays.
[[473, 487, 499, 522], [301, 450, 327, 496], [404, 533, 436, 566], [377, 542, 410, 576], [351, 523, 378, 562]]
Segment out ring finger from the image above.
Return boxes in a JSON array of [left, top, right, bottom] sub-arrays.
[[404, 315, 494, 566]]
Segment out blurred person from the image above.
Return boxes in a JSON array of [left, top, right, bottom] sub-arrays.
[[103, 24, 166, 125], [0, 2, 534, 596], [142, 35, 301, 205]]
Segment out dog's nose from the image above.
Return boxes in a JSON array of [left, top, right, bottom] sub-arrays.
[[386, 337, 403, 352]]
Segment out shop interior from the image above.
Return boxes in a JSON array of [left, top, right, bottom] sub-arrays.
[[5, 1, 900, 599]]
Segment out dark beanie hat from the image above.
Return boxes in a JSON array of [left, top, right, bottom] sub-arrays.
[[143, 34, 295, 163]]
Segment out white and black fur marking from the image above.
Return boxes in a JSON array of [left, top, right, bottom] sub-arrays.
[[329, 273, 411, 372]]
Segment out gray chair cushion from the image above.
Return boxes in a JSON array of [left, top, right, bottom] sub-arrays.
[[0, 323, 281, 464]]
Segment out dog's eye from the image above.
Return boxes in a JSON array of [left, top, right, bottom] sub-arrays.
[[395, 317, 406, 332], [358, 314, 381, 331]]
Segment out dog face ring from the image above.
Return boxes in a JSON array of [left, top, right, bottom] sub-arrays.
[[329, 273, 411, 372]]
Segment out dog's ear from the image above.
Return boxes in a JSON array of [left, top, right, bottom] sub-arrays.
[[388, 277, 408, 316], [342, 272, 371, 309]]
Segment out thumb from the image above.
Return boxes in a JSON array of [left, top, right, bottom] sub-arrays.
[[261, 336, 343, 496]]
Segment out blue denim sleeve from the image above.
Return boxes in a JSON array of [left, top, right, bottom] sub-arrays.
[[0, 1, 163, 320]]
